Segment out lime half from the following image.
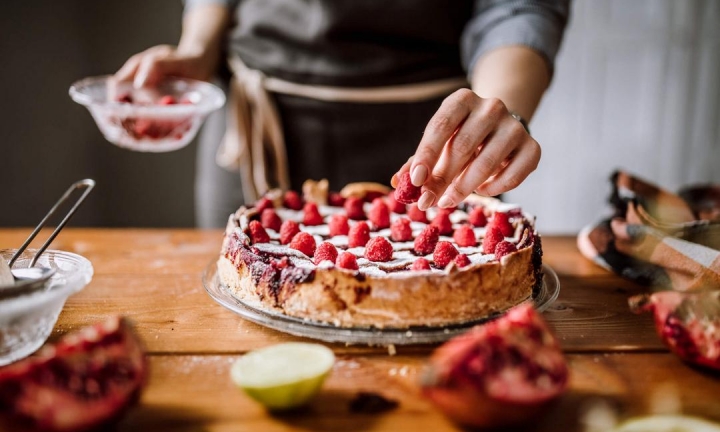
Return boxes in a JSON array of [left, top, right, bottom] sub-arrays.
[[613, 415, 720, 432], [230, 342, 335, 410]]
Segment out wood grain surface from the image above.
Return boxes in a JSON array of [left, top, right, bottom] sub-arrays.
[[1, 229, 718, 431]]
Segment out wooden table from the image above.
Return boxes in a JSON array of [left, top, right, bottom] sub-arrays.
[[2, 229, 719, 431]]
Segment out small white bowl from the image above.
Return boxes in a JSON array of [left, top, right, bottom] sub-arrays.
[[69, 75, 225, 152], [0, 249, 93, 366]]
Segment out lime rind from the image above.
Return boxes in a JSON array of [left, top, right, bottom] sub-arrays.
[[613, 415, 720, 432], [231, 342, 335, 410]]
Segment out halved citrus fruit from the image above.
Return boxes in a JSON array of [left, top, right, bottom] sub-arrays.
[[613, 415, 720, 432], [230, 342, 335, 410]]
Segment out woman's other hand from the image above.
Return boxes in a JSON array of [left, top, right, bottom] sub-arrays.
[[113, 3, 230, 88]]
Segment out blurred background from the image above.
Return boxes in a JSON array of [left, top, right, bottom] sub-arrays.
[[0, 0, 718, 233]]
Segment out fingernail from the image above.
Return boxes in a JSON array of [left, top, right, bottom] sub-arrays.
[[418, 191, 435, 211], [390, 174, 398, 188], [411, 165, 428, 187], [437, 196, 454, 209]]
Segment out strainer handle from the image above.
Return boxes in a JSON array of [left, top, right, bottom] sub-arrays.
[[9, 179, 95, 268]]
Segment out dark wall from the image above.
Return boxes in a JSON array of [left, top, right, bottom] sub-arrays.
[[0, 2, 197, 227]]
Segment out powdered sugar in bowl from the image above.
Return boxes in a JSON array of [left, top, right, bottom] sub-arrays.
[[0, 249, 93, 366], [69, 75, 225, 152]]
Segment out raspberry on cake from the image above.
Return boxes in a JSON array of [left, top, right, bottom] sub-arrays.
[[280, 220, 301, 245], [344, 197, 366, 220], [390, 218, 412, 242], [414, 225, 440, 256], [303, 202, 324, 226], [348, 221, 371, 248], [365, 237, 393, 262], [329, 214, 350, 237], [314, 242, 339, 265], [261, 209, 282, 232], [411, 257, 432, 271], [368, 198, 391, 229], [336, 251, 359, 270], [217, 181, 542, 328], [453, 225, 477, 247], [289, 232, 316, 257], [407, 204, 429, 223], [433, 241, 459, 268]]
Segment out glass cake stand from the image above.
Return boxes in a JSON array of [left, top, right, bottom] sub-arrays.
[[202, 260, 560, 346]]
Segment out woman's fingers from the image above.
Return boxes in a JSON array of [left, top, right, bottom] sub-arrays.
[[391, 156, 414, 188], [423, 97, 507, 209], [474, 138, 541, 197], [114, 54, 143, 83], [409, 89, 475, 189], [438, 117, 527, 206]]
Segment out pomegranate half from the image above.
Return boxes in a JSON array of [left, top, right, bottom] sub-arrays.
[[422, 303, 569, 428], [0, 316, 148, 431]]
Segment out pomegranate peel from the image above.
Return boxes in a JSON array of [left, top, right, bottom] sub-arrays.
[[629, 290, 720, 371], [0, 316, 148, 432], [421, 304, 568, 428]]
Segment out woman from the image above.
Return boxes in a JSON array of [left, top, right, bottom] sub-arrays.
[[115, 0, 569, 227]]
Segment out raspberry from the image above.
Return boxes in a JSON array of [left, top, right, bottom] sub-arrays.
[[248, 220, 270, 244], [368, 198, 390, 229], [489, 212, 514, 237], [431, 209, 453, 236], [344, 197, 366, 220], [328, 192, 346, 207], [494, 241, 517, 260], [303, 202, 324, 226], [454, 254, 471, 268], [158, 95, 177, 105], [329, 214, 350, 237], [364, 191, 385, 203], [411, 258, 431, 271], [255, 197, 274, 214], [283, 190, 303, 210], [407, 204, 429, 223], [482, 226, 505, 254], [260, 208, 282, 232], [390, 217, 413, 242], [336, 251, 359, 270], [348, 221, 371, 248], [116, 93, 133, 104], [364, 237, 393, 262], [289, 232, 316, 257], [469, 207, 488, 227], [394, 171, 422, 204], [452, 224, 477, 247], [433, 241, 459, 268], [414, 225, 440, 255], [279, 220, 301, 245], [386, 193, 406, 214], [314, 242, 339, 265]]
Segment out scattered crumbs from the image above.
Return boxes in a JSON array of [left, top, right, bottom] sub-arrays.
[[398, 366, 409, 377], [155, 335, 159, 339], [405, 330, 413, 338], [593, 356, 600, 363], [443, 329, 450, 334], [387, 344, 396, 356], [388, 368, 397, 376], [349, 392, 399, 414]]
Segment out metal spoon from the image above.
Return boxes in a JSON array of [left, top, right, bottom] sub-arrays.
[[0, 179, 94, 299]]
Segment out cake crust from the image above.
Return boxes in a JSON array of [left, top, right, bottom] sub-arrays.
[[217, 189, 543, 329]]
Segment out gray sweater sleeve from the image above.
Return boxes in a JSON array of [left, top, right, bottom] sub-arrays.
[[461, 0, 570, 79]]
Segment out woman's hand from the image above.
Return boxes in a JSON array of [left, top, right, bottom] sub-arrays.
[[393, 88, 541, 211], [113, 4, 230, 88], [113, 45, 215, 88]]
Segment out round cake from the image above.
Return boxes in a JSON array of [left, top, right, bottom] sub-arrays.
[[217, 180, 543, 328]]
